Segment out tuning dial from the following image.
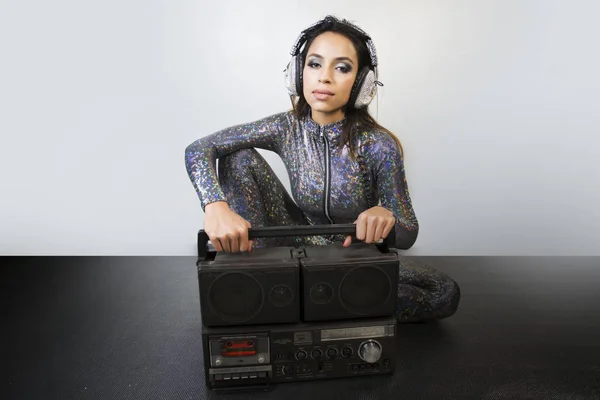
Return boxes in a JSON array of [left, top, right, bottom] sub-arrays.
[[358, 340, 382, 364]]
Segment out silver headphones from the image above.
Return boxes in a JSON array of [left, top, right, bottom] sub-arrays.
[[283, 16, 382, 109]]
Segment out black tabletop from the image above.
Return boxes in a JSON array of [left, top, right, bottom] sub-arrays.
[[2, 256, 600, 400]]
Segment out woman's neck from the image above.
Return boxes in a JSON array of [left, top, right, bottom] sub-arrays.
[[310, 109, 345, 126]]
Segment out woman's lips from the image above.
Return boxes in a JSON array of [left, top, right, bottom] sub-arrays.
[[313, 90, 334, 101]]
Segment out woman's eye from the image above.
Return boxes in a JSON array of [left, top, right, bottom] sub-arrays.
[[306, 61, 351, 73]]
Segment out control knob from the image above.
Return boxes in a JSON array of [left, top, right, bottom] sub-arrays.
[[358, 340, 382, 364]]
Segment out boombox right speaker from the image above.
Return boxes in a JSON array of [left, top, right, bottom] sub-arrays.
[[300, 242, 399, 322]]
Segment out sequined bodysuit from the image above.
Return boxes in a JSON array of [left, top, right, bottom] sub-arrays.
[[185, 110, 460, 322], [185, 110, 418, 248]]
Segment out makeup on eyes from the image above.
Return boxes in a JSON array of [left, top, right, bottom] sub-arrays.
[[307, 58, 352, 73]]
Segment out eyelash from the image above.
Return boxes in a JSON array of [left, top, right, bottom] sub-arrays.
[[307, 61, 351, 74]]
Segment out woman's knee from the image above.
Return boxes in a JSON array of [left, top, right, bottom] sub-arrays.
[[218, 148, 263, 171], [436, 277, 461, 319], [396, 258, 461, 322]]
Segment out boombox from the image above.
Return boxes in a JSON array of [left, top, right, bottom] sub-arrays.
[[196, 225, 399, 327], [202, 316, 397, 390]]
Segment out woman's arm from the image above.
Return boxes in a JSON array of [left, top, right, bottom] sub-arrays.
[[364, 132, 420, 250], [184, 111, 292, 211]]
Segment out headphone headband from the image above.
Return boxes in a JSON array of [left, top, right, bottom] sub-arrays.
[[289, 16, 378, 69]]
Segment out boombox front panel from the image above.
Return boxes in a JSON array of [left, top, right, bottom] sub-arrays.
[[202, 316, 397, 389], [198, 244, 401, 326], [198, 250, 300, 327], [301, 257, 399, 322], [300, 243, 398, 264]]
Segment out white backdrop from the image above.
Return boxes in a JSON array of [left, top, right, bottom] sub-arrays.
[[1, 0, 599, 255]]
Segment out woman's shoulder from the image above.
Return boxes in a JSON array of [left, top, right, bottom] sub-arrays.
[[247, 109, 296, 126], [355, 125, 401, 155]]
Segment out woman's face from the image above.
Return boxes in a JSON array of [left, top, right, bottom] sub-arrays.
[[302, 31, 359, 125]]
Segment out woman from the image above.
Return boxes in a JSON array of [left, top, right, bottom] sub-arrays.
[[185, 15, 460, 322]]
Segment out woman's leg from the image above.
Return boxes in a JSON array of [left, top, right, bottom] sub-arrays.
[[395, 257, 461, 322], [217, 148, 310, 248]]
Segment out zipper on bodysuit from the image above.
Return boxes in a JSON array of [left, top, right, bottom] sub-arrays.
[[320, 126, 334, 224]]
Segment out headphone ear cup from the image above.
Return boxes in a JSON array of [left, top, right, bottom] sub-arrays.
[[295, 55, 304, 97], [284, 56, 299, 96], [349, 67, 367, 103], [352, 68, 378, 109]]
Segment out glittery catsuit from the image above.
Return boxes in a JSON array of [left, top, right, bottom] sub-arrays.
[[185, 110, 460, 322]]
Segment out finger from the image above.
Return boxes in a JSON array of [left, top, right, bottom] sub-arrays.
[[382, 218, 395, 239], [243, 221, 252, 252], [220, 237, 231, 252], [365, 216, 377, 243], [229, 233, 239, 253], [211, 237, 223, 252], [343, 235, 352, 247], [239, 227, 249, 252], [374, 220, 385, 242], [356, 215, 367, 240]]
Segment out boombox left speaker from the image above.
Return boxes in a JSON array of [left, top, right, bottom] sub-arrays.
[[197, 247, 300, 327]]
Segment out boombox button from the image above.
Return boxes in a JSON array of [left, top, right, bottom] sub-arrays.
[[258, 371, 267, 378], [282, 365, 294, 375], [232, 373, 240, 380]]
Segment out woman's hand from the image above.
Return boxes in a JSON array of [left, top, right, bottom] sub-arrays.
[[343, 206, 396, 247], [204, 201, 253, 252]]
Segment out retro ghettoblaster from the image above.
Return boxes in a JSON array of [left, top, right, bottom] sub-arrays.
[[196, 225, 399, 327], [202, 316, 397, 389]]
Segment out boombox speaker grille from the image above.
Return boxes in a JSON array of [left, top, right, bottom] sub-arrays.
[[339, 266, 392, 315], [208, 272, 264, 323]]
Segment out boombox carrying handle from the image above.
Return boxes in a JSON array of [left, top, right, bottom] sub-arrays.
[[197, 224, 396, 260]]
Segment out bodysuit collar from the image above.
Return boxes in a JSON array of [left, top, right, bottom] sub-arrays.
[[303, 114, 345, 145]]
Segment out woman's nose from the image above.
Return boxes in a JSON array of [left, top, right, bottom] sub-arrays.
[[318, 69, 332, 83]]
